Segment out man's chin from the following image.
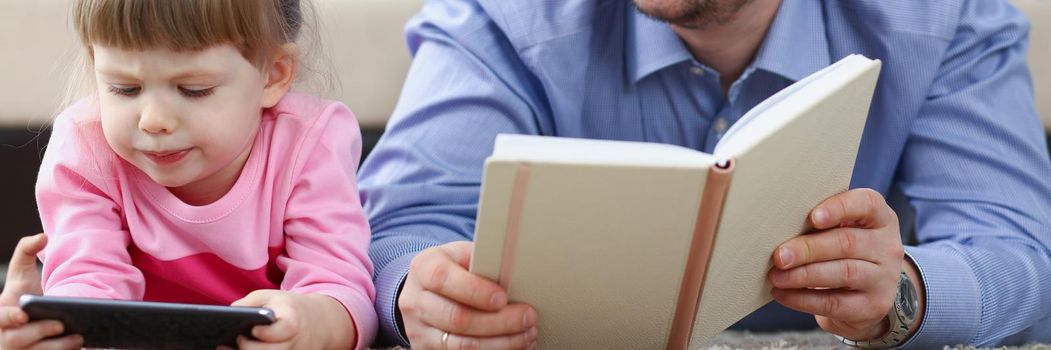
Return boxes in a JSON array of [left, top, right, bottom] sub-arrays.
[[633, 0, 696, 24], [636, 10, 717, 29], [632, 0, 750, 29]]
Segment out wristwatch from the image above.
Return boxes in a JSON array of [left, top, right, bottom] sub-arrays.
[[837, 271, 920, 349]]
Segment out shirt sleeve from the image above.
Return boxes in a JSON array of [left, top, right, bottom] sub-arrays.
[[278, 101, 377, 349], [898, 0, 1051, 347], [36, 100, 146, 300], [356, 0, 548, 346]]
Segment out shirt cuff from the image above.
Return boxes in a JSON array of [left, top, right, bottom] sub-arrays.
[[374, 253, 416, 347], [330, 290, 378, 350], [291, 283, 378, 350], [898, 246, 981, 349]]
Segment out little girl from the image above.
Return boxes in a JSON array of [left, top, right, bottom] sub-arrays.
[[2, 0, 376, 348]]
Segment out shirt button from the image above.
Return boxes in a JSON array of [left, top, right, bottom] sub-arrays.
[[689, 66, 705, 76], [713, 118, 729, 135]]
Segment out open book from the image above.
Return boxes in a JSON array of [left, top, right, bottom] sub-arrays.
[[469, 54, 882, 349]]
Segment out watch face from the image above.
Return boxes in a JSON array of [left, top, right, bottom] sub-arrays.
[[898, 276, 917, 317]]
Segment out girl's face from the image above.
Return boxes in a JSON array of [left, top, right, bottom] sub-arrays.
[[93, 44, 267, 203]]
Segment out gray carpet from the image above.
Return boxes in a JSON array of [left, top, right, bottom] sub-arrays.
[[379, 331, 1051, 349], [702, 330, 1051, 350]]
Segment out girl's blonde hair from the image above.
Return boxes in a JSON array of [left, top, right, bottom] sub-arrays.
[[60, 0, 332, 111], [72, 0, 302, 67]]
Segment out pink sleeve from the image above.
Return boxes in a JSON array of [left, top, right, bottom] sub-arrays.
[[278, 102, 377, 348], [35, 100, 144, 300]]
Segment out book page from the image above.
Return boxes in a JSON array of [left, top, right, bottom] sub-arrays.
[[713, 54, 868, 158], [492, 134, 716, 167]]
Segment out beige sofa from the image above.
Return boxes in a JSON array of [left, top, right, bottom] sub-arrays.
[[1, 0, 1048, 131], [1014, 0, 1051, 133], [0, 0, 423, 130]]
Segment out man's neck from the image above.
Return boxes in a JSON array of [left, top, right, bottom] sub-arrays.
[[671, 0, 781, 95]]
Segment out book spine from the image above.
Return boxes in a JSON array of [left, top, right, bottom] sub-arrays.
[[667, 160, 736, 350], [497, 163, 532, 291]]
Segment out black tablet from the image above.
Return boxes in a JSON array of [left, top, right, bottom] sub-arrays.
[[20, 294, 276, 349]]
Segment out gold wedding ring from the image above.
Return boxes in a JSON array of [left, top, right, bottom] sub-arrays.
[[441, 331, 450, 350]]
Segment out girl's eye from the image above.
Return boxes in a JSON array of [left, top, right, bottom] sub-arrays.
[[179, 87, 215, 98], [108, 85, 141, 97]]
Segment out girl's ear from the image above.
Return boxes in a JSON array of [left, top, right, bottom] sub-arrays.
[[261, 43, 298, 108]]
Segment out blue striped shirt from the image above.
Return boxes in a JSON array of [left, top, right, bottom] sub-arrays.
[[358, 0, 1051, 347]]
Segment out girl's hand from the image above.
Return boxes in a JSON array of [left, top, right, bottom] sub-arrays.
[[0, 234, 83, 349], [227, 290, 356, 350]]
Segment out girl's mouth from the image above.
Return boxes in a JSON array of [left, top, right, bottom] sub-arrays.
[[142, 149, 191, 165]]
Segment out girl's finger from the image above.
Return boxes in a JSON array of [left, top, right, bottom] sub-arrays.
[[24, 334, 83, 350], [1, 320, 65, 349]]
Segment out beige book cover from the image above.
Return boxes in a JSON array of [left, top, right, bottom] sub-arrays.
[[469, 55, 882, 349]]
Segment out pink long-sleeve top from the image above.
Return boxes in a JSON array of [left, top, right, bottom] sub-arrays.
[[35, 93, 377, 348]]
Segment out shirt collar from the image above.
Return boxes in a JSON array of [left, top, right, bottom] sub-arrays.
[[626, 6, 693, 83], [626, 1, 831, 84], [751, 0, 831, 82]]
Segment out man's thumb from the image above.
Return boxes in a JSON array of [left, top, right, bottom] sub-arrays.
[[440, 241, 475, 268]]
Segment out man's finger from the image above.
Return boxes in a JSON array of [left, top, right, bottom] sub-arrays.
[[771, 288, 891, 324], [810, 189, 894, 230], [769, 259, 882, 290], [774, 227, 895, 269], [415, 289, 536, 337], [411, 245, 507, 311], [815, 316, 891, 344], [425, 326, 537, 350]]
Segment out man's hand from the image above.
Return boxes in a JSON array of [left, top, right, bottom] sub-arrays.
[[229, 290, 356, 350], [0, 233, 83, 349], [768, 189, 910, 341], [400, 241, 538, 349]]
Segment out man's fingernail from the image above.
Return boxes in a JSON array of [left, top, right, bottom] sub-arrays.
[[813, 208, 829, 226], [779, 247, 794, 268], [490, 293, 506, 308]]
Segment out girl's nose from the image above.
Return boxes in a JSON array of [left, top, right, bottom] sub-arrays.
[[138, 102, 177, 134]]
